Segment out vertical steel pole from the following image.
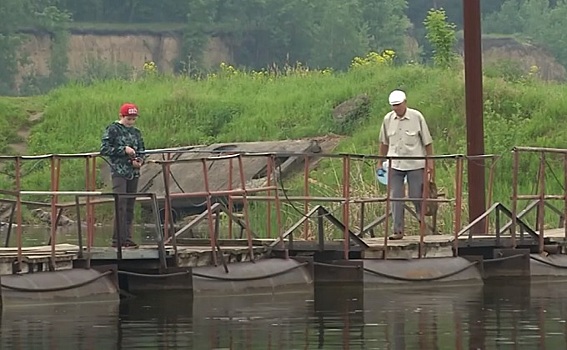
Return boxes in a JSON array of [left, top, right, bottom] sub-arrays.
[[303, 155, 310, 240], [463, 0, 486, 234], [266, 156, 272, 238], [342, 155, 351, 260], [201, 158, 218, 266], [15, 157, 23, 272]]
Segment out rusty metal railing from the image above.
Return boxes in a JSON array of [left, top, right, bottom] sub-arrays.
[[511, 146, 567, 253], [0, 151, 172, 273], [0, 147, 504, 272], [152, 150, 498, 260]]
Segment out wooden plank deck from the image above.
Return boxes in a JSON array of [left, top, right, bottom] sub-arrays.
[[0, 241, 272, 272], [0, 244, 79, 275], [539, 228, 567, 241], [0, 228, 564, 272], [0, 243, 80, 256]]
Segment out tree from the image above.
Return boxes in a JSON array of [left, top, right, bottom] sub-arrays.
[[309, 0, 369, 69], [423, 8, 457, 69], [483, 0, 567, 67], [360, 0, 411, 60]]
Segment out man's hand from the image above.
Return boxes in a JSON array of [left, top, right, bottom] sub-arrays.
[[426, 159, 434, 178], [125, 146, 136, 156]]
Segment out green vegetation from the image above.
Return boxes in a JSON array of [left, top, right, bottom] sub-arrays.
[[484, 0, 567, 68], [0, 51, 565, 234], [1, 5, 564, 236], [424, 9, 458, 69], [0, 97, 44, 153]]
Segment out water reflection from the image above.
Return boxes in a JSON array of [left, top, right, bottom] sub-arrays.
[[2, 281, 567, 349], [1, 302, 119, 349]]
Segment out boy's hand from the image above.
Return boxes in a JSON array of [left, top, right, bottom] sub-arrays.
[[125, 146, 135, 156], [132, 159, 143, 168]]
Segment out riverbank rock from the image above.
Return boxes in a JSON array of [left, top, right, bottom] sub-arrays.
[[332, 94, 371, 124], [31, 209, 74, 226]]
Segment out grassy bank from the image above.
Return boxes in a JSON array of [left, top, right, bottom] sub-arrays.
[[0, 96, 45, 153], [2, 60, 567, 233]]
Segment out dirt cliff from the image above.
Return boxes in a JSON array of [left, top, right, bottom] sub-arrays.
[[16, 30, 232, 86], [14, 32, 565, 87], [458, 36, 566, 81]]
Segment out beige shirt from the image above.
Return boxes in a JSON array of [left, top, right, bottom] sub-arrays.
[[379, 108, 433, 171]]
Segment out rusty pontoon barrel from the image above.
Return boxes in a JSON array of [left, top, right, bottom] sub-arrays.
[[314, 257, 483, 287], [362, 257, 483, 287], [529, 254, 567, 280], [0, 268, 119, 306], [192, 258, 312, 294]]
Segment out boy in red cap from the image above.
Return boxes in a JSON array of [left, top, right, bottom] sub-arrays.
[[100, 103, 146, 248]]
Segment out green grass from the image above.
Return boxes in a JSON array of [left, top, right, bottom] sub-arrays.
[[2, 62, 567, 235], [0, 96, 45, 153]]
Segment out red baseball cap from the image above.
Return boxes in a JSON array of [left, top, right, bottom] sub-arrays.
[[119, 103, 139, 117]]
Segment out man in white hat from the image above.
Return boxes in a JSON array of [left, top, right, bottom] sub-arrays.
[[378, 89, 434, 240]]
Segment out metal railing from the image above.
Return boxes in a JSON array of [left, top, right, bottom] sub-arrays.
[[0, 152, 170, 273], [10, 144, 567, 269], [511, 146, 567, 253], [152, 150, 498, 260]]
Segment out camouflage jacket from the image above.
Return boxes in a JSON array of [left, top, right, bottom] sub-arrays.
[[100, 121, 146, 179]]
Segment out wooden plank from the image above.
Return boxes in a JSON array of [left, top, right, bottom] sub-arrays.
[[0, 244, 79, 253], [177, 246, 267, 253], [361, 232, 542, 250], [0, 254, 76, 261], [176, 238, 274, 246], [0, 252, 76, 257], [363, 235, 453, 249], [537, 228, 566, 238], [85, 244, 266, 260], [270, 241, 356, 252]]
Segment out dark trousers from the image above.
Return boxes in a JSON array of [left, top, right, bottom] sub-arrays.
[[112, 175, 139, 243], [390, 168, 424, 233]]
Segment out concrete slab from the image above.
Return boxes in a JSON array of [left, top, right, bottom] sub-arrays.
[[131, 138, 341, 214]]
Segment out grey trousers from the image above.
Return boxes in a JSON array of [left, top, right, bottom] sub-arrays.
[[390, 168, 424, 234], [112, 175, 139, 243]]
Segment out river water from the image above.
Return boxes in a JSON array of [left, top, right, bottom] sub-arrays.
[[1, 280, 566, 349]]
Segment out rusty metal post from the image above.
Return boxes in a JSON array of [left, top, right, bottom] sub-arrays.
[[454, 157, 464, 257], [342, 155, 351, 260], [15, 157, 23, 272], [237, 155, 256, 261], [90, 156, 97, 247], [163, 153, 171, 241], [303, 154, 310, 240], [165, 163, 174, 241], [564, 153, 567, 240], [485, 156, 496, 234], [228, 157, 234, 239], [511, 150, 519, 248], [85, 156, 92, 267], [383, 158, 392, 259], [49, 156, 61, 264], [201, 158, 218, 266], [271, 155, 288, 259], [463, 0, 486, 234], [418, 159, 429, 258], [266, 155, 272, 238], [538, 152, 546, 253], [161, 161, 176, 252]]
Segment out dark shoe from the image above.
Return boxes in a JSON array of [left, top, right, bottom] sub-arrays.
[[389, 232, 404, 240], [112, 240, 138, 248], [122, 239, 139, 248]]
